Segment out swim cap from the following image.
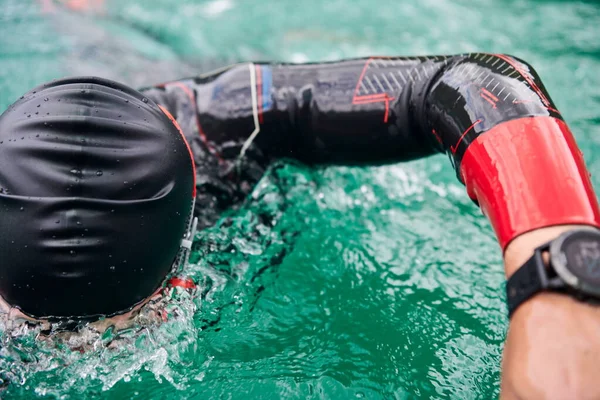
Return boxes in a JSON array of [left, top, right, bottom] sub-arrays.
[[0, 77, 195, 319]]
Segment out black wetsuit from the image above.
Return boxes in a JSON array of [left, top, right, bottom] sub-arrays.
[[141, 54, 559, 227]]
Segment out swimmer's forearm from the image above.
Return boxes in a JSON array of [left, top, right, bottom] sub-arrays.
[[449, 56, 600, 397], [474, 121, 600, 400], [501, 225, 600, 400]]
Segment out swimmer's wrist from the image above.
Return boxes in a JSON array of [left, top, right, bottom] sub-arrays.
[[502, 224, 597, 319], [502, 224, 584, 278]]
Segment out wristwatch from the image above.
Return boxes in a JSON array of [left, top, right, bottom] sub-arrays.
[[506, 227, 600, 317]]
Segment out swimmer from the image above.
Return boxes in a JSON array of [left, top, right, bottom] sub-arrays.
[[1, 54, 600, 399]]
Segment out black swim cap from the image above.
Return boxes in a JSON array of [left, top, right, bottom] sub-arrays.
[[0, 77, 195, 319]]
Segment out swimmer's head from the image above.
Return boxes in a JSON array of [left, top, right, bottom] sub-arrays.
[[0, 77, 195, 320]]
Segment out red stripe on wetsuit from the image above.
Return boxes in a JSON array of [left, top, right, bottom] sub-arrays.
[[460, 116, 600, 250]]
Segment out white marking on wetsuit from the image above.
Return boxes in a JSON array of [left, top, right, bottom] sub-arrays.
[[461, 64, 473, 78], [380, 73, 394, 91], [239, 63, 261, 158], [372, 74, 386, 92], [474, 69, 486, 80], [414, 68, 422, 80], [388, 72, 401, 88], [359, 81, 368, 95], [427, 63, 435, 76], [364, 76, 377, 93], [467, 65, 478, 79], [397, 70, 408, 84]]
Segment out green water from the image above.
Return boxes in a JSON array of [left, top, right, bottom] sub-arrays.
[[1, 0, 600, 398]]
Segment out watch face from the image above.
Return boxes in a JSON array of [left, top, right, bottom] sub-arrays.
[[561, 230, 600, 286]]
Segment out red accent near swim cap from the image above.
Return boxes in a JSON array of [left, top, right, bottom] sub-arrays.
[[460, 116, 600, 250], [158, 105, 197, 198], [168, 277, 196, 290]]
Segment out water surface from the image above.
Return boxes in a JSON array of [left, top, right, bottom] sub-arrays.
[[1, 0, 600, 398]]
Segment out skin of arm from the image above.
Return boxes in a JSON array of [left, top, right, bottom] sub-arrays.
[[501, 225, 600, 400]]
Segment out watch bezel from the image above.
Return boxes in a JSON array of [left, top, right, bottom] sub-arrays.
[[549, 226, 600, 297]]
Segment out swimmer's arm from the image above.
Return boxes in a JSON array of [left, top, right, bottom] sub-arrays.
[[500, 226, 600, 400], [151, 58, 444, 165], [236, 53, 561, 169], [145, 54, 558, 170], [149, 56, 600, 398], [423, 56, 600, 399]]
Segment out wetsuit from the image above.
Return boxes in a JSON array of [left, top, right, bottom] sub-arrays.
[[141, 54, 594, 248]]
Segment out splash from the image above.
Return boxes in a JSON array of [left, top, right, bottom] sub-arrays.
[[0, 163, 309, 398]]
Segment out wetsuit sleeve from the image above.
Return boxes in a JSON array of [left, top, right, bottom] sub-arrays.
[[145, 54, 562, 169], [271, 54, 600, 250], [169, 59, 442, 165], [143, 54, 600, 248]]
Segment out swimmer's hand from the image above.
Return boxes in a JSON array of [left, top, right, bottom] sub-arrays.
[[501, 225, 600, 400]]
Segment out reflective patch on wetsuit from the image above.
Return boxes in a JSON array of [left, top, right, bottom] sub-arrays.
[[254, 64, 272, 124], [261, 65, 273, 112]]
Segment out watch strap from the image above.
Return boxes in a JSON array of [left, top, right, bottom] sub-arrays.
[[506, 249, 547, 318]]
